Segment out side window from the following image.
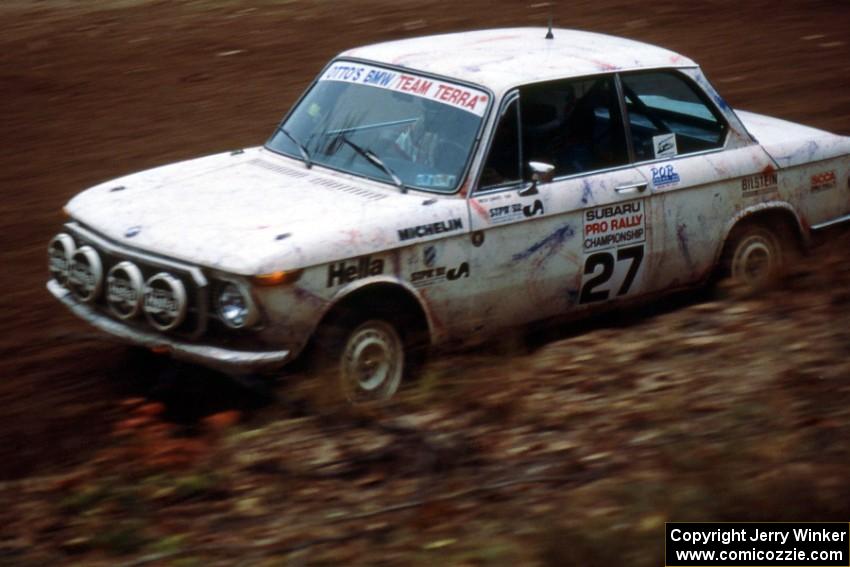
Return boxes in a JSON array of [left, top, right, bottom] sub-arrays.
[[479, 98, 521, 189], [620, 71, 727, 161], [520, 76, 628, 178]]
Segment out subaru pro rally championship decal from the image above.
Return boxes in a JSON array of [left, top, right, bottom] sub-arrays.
[[321, 63, 489, 116], [579, 199, 646, 304]]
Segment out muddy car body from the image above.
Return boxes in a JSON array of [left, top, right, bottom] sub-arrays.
[[48, 28, 850, 400]]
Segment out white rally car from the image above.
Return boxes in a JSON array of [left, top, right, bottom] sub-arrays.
[[48, 28, 850, 401]]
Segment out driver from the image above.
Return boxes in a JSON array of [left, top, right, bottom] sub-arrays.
[[394, 101, 440, 166]]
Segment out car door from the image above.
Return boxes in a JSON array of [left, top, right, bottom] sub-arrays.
[[466, 75, 653, 336], [617, 69, 776, 288]]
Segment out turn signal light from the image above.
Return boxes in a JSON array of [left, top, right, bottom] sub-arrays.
[[252, 269, 303, 286]]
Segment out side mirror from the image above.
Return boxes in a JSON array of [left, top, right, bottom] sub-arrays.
[[520, 161, 555, 196]]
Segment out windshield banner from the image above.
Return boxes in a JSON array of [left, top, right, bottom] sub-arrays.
[[321, 62, 489, 116]]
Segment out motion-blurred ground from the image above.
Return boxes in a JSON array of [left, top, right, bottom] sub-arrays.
[[2, 1, 850, 565]]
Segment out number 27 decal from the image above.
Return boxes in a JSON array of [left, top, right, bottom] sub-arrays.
[[579, 245, 644, 304]]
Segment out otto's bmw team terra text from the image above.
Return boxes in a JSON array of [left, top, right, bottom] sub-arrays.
[[48, 28, 850, 401]]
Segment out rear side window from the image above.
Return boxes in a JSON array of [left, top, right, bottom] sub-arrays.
[[620, 71, 727, 161]]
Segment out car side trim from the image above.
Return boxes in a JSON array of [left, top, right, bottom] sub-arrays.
[[812, 213, 850, 231]]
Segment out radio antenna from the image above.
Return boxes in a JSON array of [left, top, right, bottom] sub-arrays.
[[545, 16, 554, 39]]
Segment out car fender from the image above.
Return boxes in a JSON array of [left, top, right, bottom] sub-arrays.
[[319, 274, 436, 344], [714, 200, 808, 266]]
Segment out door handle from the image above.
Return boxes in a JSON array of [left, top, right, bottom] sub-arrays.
[[615, 182, 648, 194]]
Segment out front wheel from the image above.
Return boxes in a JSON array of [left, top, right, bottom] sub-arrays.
[[311, 310, 411, 404], [339, 319, 404, 402]]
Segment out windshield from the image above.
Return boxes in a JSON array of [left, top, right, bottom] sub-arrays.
[[266, 61, 490, 193]]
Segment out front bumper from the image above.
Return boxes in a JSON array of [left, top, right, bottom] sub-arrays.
[[48, 280, 290, 374]]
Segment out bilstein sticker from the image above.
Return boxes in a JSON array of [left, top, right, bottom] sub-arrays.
[[742, 172, 778, 196]]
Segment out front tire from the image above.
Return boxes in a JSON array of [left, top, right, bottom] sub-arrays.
[[339, 319, 404, 402], [311, 310, 410, 404]]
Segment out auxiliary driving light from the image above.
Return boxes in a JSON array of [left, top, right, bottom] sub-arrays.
[[143, 272, 187, 331], [48, 233, 76, 285], [107, 261, 145, 319], [68, 245, 103, 303]]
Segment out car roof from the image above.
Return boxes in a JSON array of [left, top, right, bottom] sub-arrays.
[[341, 27, 696, 96]]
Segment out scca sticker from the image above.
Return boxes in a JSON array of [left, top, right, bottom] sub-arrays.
[[811, 171, 836, 193], [321, 62, 489, 116]]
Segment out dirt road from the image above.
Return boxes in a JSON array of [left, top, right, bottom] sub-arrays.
[[2, 1, 850, 563], [2, 0, 849, 481]]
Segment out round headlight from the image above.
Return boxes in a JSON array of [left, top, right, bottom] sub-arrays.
[[217, 283, 251, 329]]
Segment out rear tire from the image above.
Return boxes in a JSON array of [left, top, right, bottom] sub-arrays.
[[722, 223, 786, 291]]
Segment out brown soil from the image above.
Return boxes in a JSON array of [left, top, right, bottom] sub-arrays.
[[1, 1, 850, 564]]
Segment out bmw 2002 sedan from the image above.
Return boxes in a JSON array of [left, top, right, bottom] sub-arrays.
[[48, 28, 850, 401]]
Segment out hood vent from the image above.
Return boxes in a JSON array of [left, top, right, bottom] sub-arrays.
[[308, 177, 386, 201], [249, 158, 309, 178], [250, 158, 387, 201]]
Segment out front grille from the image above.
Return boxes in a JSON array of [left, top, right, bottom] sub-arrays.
[[63, 222, 209, 338]]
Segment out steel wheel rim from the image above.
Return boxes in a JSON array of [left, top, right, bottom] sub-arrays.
[[732, 234, 776, 287], [341, 321, 403, 401]]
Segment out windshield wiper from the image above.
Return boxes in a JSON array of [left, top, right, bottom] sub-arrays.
[[340, 136, 406, 194], [276, 126, 312, 168]]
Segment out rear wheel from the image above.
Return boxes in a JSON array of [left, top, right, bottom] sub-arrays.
[[722, 223, 787, 291]]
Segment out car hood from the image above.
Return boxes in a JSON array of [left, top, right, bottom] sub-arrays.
[[736, 110, 850, 168], [66, 148, 468, 275]]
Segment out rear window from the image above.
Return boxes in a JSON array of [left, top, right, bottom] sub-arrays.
[[620, 71, 727, 161]]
